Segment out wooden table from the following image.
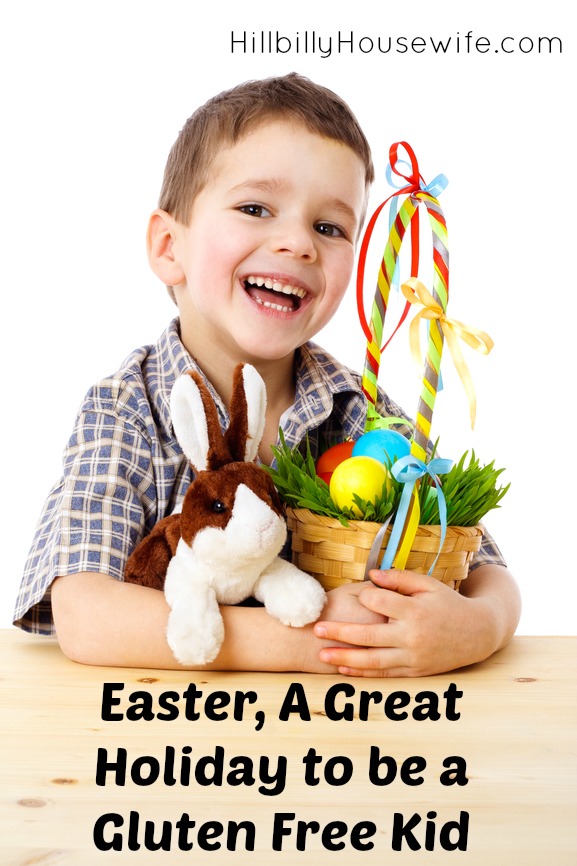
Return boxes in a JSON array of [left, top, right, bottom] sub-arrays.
[[1, 631, 575, 865]]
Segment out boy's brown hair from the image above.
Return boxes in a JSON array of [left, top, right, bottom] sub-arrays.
[[159, 72, 375, 225]]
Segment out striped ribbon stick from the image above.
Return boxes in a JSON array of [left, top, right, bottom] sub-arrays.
[[361, 194, 418, 414], [356, 143, 449, 570], [390, 191, 449, 569], [407, 190, 449, 460]]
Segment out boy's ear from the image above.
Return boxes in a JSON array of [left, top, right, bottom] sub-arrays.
[[147, 210, 185, 286]]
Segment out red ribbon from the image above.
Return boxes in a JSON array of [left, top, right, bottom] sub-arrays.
[[356, 141, 426, 349]]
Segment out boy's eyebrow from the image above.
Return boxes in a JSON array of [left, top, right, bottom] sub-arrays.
[[229, 178, 360, 226], [229, 178, 289, 196]]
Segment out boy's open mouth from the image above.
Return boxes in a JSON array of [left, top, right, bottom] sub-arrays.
[[243, 275, 307, 313]]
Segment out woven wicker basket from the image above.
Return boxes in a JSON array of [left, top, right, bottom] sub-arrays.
[[286, 507, 483, 592]]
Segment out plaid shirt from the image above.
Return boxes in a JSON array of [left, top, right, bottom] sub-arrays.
[[14, 318, 506, 635]]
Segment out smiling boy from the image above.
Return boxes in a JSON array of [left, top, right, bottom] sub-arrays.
[[14, 74, 520, 675], [151, 118, 366, 463]]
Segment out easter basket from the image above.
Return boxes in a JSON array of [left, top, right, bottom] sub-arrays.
[[266, 142, 507, 594], [286, 508, 483, 593]]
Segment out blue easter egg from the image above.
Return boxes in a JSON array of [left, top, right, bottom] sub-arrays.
[[352, 429, 411, 466]]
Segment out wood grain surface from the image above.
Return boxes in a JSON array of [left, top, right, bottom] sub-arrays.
[[1, 631, 575, 865]]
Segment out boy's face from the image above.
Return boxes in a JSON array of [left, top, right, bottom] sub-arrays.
[[170, 119, 367, 367]]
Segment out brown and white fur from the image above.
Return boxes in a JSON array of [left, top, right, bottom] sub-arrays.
[[125, 364, 326, 665]]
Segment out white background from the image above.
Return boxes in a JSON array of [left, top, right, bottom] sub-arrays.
[[0, 1, 574, 634]]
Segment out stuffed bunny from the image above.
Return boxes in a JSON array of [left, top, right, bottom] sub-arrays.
[[125, 363, 326, 665]]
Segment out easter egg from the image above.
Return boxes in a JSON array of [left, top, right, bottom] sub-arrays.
[[315, 441, 355, 484], [329, 456, 390, 517], [352, 429, 411, 466]]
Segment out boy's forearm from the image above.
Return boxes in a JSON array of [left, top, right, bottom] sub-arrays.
[[51, 573, 336, 673], [459, 564, 522, 652]]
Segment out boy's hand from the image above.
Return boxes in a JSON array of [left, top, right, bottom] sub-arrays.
[[320, 582, 388, 628], [297, 582, 387, 675], [313, 569, 505, 678]]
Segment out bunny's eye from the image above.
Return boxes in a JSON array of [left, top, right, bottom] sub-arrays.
[[212, 500, 227, 513]]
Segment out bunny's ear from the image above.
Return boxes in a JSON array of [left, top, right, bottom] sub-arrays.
[[171, 372, 229, 471], [240, 364, 267, 462], [225, 364, 267, 463]]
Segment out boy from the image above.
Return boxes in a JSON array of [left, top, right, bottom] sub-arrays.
[[14, 74, 520, 676]]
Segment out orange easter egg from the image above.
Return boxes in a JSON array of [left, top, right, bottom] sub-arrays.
[[315, 441, 355, 484]]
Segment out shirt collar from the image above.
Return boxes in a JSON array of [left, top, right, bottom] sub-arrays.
[[150, 318, 229, 439], [284, 341, 368, 448], [151, 322, 367, 446]]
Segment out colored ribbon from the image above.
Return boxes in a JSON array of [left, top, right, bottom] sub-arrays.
[[396, 193, 448, 463], [364, 403, 414, 433], [401, 278, 494, 429], [380, 456, 453, 574], [421, 173, 449, 199], [384, 160, 426, 293], [357, 142, 458, 574], [359, 194, 417, 411], [364, 514, 394, 579], [383, 171, 447, 298], [356, 144, 422, 368], [357, 144, 449, 442]]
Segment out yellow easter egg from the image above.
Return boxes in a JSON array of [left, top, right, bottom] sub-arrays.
[[329, 456, 390, 517]]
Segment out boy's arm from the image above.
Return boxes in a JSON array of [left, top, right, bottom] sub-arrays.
[[313, 564, 521, 678], [51, 565, 519, 676], [51, 572, 376, 673]]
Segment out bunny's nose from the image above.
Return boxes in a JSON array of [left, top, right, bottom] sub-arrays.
[[232, 484, 286, 551]]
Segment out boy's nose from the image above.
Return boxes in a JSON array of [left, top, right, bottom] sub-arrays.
[[270, 220, 318, 262]]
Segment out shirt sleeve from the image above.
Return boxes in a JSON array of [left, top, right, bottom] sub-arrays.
[[469, 524, 507, 571], [13, 396, 156, 636]]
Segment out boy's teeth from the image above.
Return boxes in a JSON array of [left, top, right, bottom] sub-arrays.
[[254, 297, 295, 312], [246, 275, 306, 300]]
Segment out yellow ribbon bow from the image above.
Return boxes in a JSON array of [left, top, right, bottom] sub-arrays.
[[401, 277, 494, 428]]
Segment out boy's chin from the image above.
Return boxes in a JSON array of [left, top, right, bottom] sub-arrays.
[[237, 339, 299, 366], [231, 321, 305, 362]]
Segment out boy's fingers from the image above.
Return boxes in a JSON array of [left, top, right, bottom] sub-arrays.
[[337, 663, 419, 678], [318, 644, 405, 674], [367, 569, 443, 595], [356, 570, 451, 620], [357, 583, 411, 619], [314, 619, 396, 648]]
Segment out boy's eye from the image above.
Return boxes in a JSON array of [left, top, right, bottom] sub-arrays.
[[315, 222, 346, 239], [239, 204, 272, 218]]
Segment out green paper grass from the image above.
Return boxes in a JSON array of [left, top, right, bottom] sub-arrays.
[[266, 432, 400, 526], [266, 433, 509, 528], [418, 450, 510, 527]]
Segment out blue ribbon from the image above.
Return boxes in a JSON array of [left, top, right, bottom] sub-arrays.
[[380, 455, 453, 574], [421, 173, 449, 198]]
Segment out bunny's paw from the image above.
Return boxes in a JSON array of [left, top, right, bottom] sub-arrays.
[[166, 607, 224, 665], [257, 562, 326, 627], [274, 583, 326, 627]]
